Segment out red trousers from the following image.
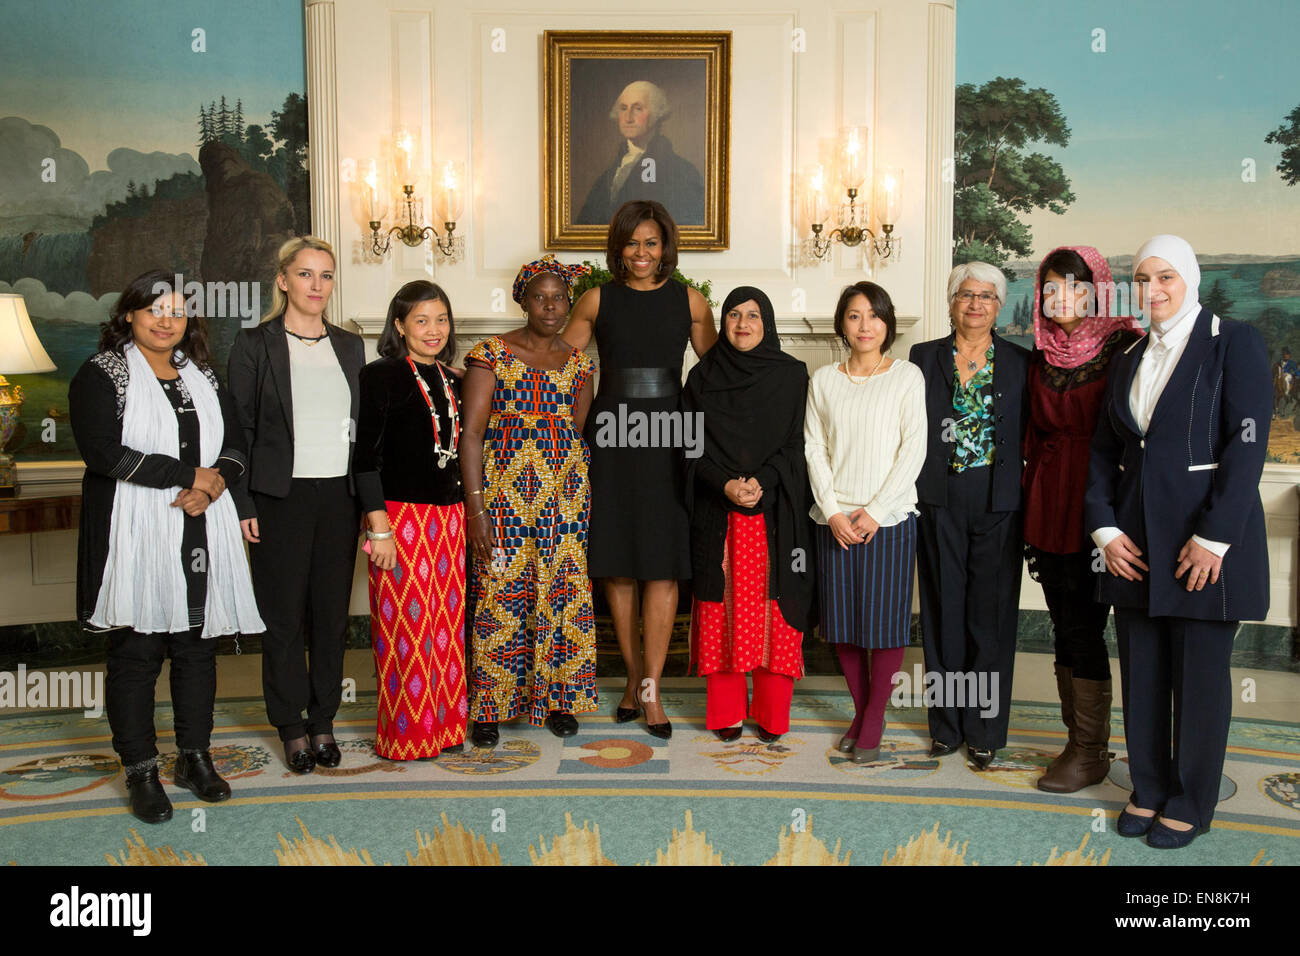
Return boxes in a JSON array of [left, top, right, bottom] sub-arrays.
[[706, 667, 794, 733]]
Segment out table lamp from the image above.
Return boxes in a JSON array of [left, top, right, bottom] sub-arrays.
[[0, 293, 57, 497]]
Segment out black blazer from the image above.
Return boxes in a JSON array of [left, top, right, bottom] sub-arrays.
[[226, 316, 365, 520], [909, 332, 1030, 512], [1084, 308, 1270, 621]]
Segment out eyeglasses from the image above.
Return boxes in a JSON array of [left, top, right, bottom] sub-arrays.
[[954, 291, 999, 305]]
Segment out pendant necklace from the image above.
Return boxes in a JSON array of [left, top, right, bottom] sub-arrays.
[[408, 357, 460, 468]]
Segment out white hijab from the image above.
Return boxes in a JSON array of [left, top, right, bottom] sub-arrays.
[[90, 342, 264, 638], [1132, 234, 1202, 332]]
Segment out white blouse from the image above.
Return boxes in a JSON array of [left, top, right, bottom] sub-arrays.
[[803, 358, 928, 527], [288, 335, 351, 478]]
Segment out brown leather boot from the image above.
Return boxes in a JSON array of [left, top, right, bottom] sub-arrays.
[[1037, 676, 1114, 793], [1036, 664, 1074, 789]]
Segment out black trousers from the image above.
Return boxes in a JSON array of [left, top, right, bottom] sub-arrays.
[[1032, 548, 1112, 680], [916, 466, 1022, 750], [1115, 609, 1236, 828], [106, 627, 215, 766], [251, 477, 358, 741]]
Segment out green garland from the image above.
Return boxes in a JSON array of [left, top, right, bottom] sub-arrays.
[[569, 260, 716, 308]]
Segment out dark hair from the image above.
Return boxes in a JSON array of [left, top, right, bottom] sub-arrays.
[[98, 269, 212, 370], [605, 200, 679, 281], [378, 280, 456, 363], [833, 281, 897, 353], [1038, 249, 1094, 320]]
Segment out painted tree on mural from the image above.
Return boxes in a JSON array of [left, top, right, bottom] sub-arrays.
[[953, 76, 1075, 279], [1266, 104, 1300, 185]]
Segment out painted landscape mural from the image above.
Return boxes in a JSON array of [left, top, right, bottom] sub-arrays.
[[0, 0, 308, 461], [956, 0, 1300, 462]]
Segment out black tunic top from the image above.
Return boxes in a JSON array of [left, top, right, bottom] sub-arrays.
[[69, 350, 247, 630], [352, 355, 465, 513]]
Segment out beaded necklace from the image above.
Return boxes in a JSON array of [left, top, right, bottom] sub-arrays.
[[407, 357, 460, 468]]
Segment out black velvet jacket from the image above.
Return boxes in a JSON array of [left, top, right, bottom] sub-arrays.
[[352, 355, 465, 512]]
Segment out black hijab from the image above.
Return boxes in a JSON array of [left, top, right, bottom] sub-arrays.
[[683, 286, 815, 631]]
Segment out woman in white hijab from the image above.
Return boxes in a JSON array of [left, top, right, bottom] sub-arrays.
[[1085, 235, 1271, 849]]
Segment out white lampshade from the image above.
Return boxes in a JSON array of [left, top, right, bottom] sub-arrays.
[[0, 294, 56, 374]]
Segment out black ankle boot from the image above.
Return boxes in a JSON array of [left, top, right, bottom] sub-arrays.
[[173, 749, 232, 802], [125, 760, 173, 824]]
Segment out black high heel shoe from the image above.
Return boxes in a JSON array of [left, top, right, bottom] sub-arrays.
[[614, 704, 642, 723], [311, 734, 342, 769]]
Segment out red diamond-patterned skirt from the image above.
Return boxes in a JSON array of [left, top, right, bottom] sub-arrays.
[[368, 500, 468, 759]]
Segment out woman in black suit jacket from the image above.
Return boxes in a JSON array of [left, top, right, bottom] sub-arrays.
[[227, 236, 365, 773], [1086, 234, 1270, 849], [909, 262, 1029, 769]]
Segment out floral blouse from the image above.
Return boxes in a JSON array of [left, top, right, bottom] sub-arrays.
[[949, 343, 995, 472]]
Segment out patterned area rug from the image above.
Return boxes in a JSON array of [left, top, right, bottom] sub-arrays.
[[2, 687, 1296, 865]]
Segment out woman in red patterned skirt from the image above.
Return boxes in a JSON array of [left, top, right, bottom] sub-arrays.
[[353, 281, 468, 759], [684, 286, 815, 742]]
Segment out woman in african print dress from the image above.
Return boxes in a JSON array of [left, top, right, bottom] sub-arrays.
[[460, 256, 598, 747]]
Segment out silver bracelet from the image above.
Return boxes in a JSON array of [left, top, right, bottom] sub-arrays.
[[365, 530, 395, 541]]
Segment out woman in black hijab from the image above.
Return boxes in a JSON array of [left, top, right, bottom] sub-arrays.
[[683, 287, 814, 742]]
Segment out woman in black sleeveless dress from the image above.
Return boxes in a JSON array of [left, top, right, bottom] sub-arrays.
[[563, 200, 716, 738]]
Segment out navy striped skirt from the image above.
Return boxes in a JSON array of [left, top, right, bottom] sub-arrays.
[[816, 514, 916, 649]]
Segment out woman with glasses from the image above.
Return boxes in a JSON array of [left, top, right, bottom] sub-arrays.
[[909, 263, 1030, 770]]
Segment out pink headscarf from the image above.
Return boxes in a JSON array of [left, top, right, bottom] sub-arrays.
[[1032, 245, 1143, 369]]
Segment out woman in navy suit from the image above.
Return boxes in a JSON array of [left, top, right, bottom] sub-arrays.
[[1086, 234, 1270, 849], [910, 262, 1030, 769]]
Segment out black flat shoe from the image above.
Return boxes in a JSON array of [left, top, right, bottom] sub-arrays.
[[646, 721, 673, 740], [126, 764, 173, 824], [929, 739, 959, 758], [441, 743, 465, 754], [284, 742, 316, 774], [1146, 819, 1208, 849], [967, 746, 996, 771], [755, 725, 782, 743], [714, 725, 743, 742], [614, 706, 641, 723], [471, 721, 499, 748], [311, 734, 342, 769], [546, 712, 579, 737], [173, 750, 231, 803]]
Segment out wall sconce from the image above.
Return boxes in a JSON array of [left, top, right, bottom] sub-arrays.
[[804, 126, 902, 262], [365, 128, 464, 264]]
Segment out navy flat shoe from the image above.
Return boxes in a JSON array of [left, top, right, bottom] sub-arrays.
[[1146, 819, 1208, 849], [1117, 806, 1158, 837]]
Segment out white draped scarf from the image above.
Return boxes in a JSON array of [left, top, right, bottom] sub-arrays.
[[89, 343, 265, 638]]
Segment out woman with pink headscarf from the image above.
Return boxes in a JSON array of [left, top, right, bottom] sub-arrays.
[[1022, 246, 1142, 794]]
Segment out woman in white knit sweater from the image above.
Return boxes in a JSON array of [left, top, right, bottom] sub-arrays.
[[805, 281, 927, 763]]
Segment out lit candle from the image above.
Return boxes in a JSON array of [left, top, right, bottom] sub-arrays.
[[875, 166, 902, 225]]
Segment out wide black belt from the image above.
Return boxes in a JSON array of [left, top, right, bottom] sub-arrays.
[[599, 367, 679, 399]]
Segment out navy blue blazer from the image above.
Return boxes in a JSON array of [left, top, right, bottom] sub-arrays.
[[1084, 308, 1270, 621], [226, 316, 365, 520], [909, 332, 1030, 512]]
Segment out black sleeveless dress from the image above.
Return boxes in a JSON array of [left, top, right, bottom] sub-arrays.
[[585, 280, 693, 580]]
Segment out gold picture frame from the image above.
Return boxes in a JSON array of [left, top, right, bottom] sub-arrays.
[[543, 30, 730, 251]]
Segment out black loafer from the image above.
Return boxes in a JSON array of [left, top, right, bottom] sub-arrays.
[[311, 735, 342, 769], [126, 764, 173, 824], [284, 743, 316, 774], [967, 746, 996, 771], [714, 725, 743, 742], [1146, 819, 1208, 849], [471, 721, 499, 748], [173, 750, 231, 803], [755, 725, 782, 743], [546, 712, 579, 737], [929, 739, 960, 758], [1117, 807, 1158, 837]]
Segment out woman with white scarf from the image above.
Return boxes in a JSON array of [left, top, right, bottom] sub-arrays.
[[1086, 235, 1271, 849], [70, 270, 264, 825]]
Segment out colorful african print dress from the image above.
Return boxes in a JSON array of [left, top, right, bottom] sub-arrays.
[[466, 336, 598, 725]]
